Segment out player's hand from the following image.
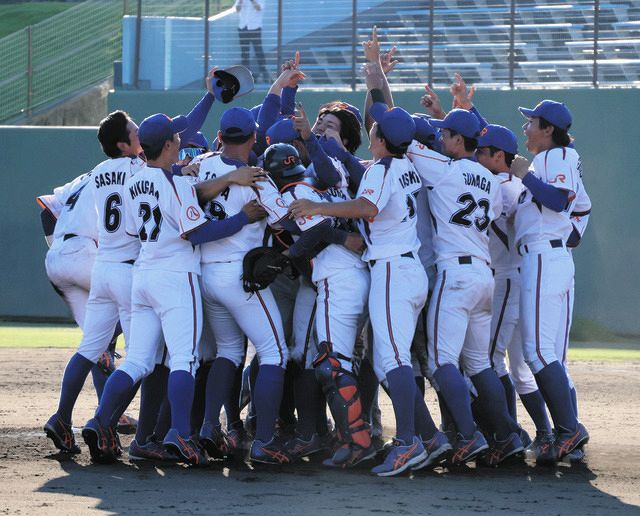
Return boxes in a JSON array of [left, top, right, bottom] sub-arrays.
[[293, 102, 312, 140], [276, 67, 306, 89], [380, 46, 399, 75], [420, 85, 446, 119], [228, 166, 268, 189], [510, 155, 531, 179], [288, 198, 323, 219], [242, 200, 268, 222], [323, 128, 346, 151], [450, 73, 474, 110], [281, 51, 301, 72], [362, 25, 381, 63], [181, 162, 200, 177], [344, 233, 366, 254], [205, 67, 219, 95], [363, 62, 384, 91]]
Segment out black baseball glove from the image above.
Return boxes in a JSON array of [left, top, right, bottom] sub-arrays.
[[242, 246, 294, 293]]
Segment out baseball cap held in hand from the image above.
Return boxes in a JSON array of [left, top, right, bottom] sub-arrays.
[[138, 113, 188, 148], [369, 102, 416, 148], [213, 65, 255, 104]]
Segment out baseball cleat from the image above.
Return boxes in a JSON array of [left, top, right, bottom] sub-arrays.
[[199, 421, 228, 459], [116, 414, 138, 435], [481, 432, 525, 466], [451, 431, 489, 465], [323, 442, 376, 468], [96, 351, 116, 376], [371, 436, 427, 477], [518, 428, 532, 449], [81, 418, 118, 464], [129, 437, 177, 462], [412, 431, 453, 471], [44, 414, 81, 454], [564, 446, 585, 462], [286, 432, 327, 460], [224, 421, 250, 459], [524, 431, 554, 461], [250, 438, 292, 465], [555, 422, 589, 460], [163, 428, 208, 466]]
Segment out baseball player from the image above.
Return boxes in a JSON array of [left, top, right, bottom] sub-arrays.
[[80, 112, 266, 465], [407, 108, 526, 466], [289, 102, 434, 477], [510, 100, 589, 464], [264, 142, 373, 466]]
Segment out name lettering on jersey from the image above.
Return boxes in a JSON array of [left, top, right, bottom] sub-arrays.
[[548, 174, 566, 184], [398, 169, 421, 189], [95, 171, 126, 188], [129, 180, 160, 200], [463, 172, 491, 194], [326, 186, 347, 201]]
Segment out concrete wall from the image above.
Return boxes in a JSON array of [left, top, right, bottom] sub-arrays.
[[1, 87, 638, 335]]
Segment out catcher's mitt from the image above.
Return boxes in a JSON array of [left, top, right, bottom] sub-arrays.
[[242, 246, 293, 293]]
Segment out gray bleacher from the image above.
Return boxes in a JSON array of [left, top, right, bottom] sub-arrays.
[[280, 0, 640, 87]]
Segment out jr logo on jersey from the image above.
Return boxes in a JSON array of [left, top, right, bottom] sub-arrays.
[[362, 188, 375, 195], [549, 174, 566, 184]]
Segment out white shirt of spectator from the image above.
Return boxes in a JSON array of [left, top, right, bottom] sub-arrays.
[[235, 0, 265, 30]]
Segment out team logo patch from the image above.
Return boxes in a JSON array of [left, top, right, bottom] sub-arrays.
[[186, 206, 201, 221], [276, 198, 287, 208], [549, 174, 566, 184], [362, 188, 375, 195], [479, 127, 488, 136], [283, 155, 296, 165]]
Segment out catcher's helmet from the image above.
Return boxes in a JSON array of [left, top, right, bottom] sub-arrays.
[[263, 143, 306, 179]]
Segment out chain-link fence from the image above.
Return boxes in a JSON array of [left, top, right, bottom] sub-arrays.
[[1, 0, 638, 122]]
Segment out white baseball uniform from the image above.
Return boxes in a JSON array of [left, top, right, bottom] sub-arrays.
[[406, 142, 502, 377], [488, 172, 537, 395], [75, 156, 146, 363], [119, 165, 207, 382], [281, 179, 369, 370], [356, 155, 427, 377], [41, 172, 98, 328], [197, 153, 296, 369], [515, 146, 581, 374]]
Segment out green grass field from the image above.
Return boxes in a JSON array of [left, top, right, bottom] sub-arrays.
[[0, 2, 81, 39], [1, 323, 638, 362]]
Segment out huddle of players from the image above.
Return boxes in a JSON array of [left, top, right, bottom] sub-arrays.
[[41, 31, 591, 477]]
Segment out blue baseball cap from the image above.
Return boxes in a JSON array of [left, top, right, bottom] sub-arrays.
[[369, 103, 416, 148], [412, 114, 438, 144], [220, 107, 258, 138], [429, 109, 480, 138], [519, 100, 572, 130], [250, 104, 262, 122], [477, 124, 518, 155], [138, 113, 188, 148], [187, 131, 209, 149], [265, 118, 298, 145]]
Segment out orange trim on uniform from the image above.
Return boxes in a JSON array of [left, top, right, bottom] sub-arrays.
[[406, 150, 449, 163]]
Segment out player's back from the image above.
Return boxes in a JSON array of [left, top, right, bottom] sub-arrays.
[[407, 143, 502, 264], [198, 153, 287, 263], [356, 156, 422, 262], [51, 172, 98, 244], [515, 146, 581, 247], [124, 165, 205, 273], [489, 172, 522, 274], [91, 156, 145, 262]]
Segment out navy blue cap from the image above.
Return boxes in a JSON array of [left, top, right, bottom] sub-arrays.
[[220, 107, 258, 138], [250, 104, 262, 122], [519, 100, 572, 130], [429, 109, 480, 138], [369, 103, 416, 148], [477, 124, 518, 155], [187, 131, 209, 149], [412, 114, 437, 144], [138, 113, 188, 148], [265, 118, 298, 145]]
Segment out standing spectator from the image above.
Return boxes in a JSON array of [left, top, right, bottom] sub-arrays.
[[235, 0, 268, 82]]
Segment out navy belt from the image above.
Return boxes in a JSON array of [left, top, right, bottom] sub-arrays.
[[518, 239, 563, 255], [369, 251, 413, 267], [122, 259, 135, 265], [63, 233, 78, 241]]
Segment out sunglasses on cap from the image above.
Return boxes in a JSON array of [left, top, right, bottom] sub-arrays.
[[178, 147, 207, 161]]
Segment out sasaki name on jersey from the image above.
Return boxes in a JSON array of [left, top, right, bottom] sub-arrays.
[[95, 171, 127, 188], [398, 169, 421, 188]]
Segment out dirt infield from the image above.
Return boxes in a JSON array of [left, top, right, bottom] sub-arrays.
[[0, 349, 638, 515]]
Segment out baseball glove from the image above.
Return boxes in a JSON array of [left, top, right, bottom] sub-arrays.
[[242, 246, 293, 293]]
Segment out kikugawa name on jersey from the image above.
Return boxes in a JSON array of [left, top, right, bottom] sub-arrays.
[[129, 179, 161, 201]]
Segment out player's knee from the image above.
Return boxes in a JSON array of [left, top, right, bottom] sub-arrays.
[[216, 348, 244, 367], [119, 360, 152, 383], [257, 343, 287, 367]]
